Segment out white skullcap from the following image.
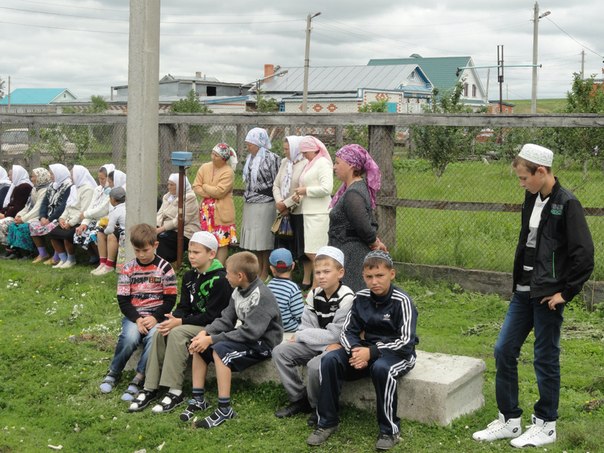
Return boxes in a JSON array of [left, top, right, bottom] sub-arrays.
[[518, 144, 554, 167], [316, 245, 345, 267], [190, 231, 218, 252]]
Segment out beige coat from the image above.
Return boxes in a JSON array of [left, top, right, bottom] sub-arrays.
[[192, 162, 235, 225], [156, 191, 200, 239], [272, 157, 308, 215], [299, 157, 333, 215]]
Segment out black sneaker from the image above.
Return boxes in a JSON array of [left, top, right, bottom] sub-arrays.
[[151, 392, 185, 414], [127, 389, 158, 412], [194, 407, 236, 429], [180, 399, 210, 422], [275, 397, 312, 418], [375, 433, 400, 451]]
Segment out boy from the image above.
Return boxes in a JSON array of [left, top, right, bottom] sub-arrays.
[[185, 251, 283, 428], [127, 231, 232, 414], [308, 250, 418, 451], [92, 186, 126, 276], [267, 248, 304, 332], [99, 223, 177, 401], [473, 144, 594, 448], [272, 246, 354, 425]]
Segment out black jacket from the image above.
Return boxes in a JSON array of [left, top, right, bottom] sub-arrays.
[[512, 178, 594, 302]]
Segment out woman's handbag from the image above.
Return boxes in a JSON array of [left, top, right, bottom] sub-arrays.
[[271, 213, 294, 237]]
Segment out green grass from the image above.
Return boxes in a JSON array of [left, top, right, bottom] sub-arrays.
[[509, 99, 568, 114], [1, 261, 603, 452]]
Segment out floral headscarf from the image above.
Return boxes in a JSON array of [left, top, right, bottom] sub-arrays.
[[32, 168, 52, 188], [330, 144, 382, 209], [212, 143, 238, 171]]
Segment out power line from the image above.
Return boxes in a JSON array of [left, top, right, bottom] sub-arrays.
[[544, 17, 602, 58]]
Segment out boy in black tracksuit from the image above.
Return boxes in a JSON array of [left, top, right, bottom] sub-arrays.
[[308, 251, 418, 451]]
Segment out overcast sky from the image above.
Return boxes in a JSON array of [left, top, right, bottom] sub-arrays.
[[1, 0, 602, 102]]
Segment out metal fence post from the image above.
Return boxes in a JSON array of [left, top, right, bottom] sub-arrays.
[[368, 124, 396, 251]]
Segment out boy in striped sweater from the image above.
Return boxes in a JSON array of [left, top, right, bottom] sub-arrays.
[[267, 248, 304, 332]]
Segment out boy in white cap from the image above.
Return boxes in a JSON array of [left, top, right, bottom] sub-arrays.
[[272, 246, 354, 425], [473, 144, 594, 447], [128, 231, 233, 415], [267, 248, 304, 332]]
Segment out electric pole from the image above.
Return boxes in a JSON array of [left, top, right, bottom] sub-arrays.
[[531, 2, 550, 114], [302, 12, 321, 113]]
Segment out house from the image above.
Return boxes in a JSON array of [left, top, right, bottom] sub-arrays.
[[0, 88, 78, 113], [488, 100, 515, 114], [258, 63, 433, 113], [368, 55, 487, 110]]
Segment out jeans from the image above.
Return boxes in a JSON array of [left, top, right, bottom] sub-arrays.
[[494, 291, 564, 421], [109, 317, 158, 376]]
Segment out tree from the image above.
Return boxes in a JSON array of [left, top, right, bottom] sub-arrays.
[[171, 90, 212, 114], [411, 83, 477, 177], [255, 89, 280, 112]]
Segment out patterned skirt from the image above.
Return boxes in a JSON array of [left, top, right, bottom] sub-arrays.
[[29, 219, 58, 237], [0, 217, 14, 245], [7, 222, 36, 252], [200, 198, 237, 247]]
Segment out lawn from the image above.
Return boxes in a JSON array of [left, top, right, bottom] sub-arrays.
[[509, 99, 567, 114], [1, 260, 603, 452]]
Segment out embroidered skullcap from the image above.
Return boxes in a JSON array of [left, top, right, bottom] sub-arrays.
[[316, 245, 345, 267], [190, 231, 219, 252], [363, 250, 393, 268], [518, 144, 553, 167]]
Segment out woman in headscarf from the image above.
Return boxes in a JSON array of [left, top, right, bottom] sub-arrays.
[[0, 165, 34, 251], [328, 144, 387, 291], [73, 164, 115, 262], [6, 168, 52, 258], [156, 172, 200, 263], [192, 143, 238, 264], [292, 136, 333, 289], [272, 135, 313, 286], [240, 127, 280, 280], [46, 164, 96, 269], [0, 166, 11, 209], [29, 163, 74, 264]]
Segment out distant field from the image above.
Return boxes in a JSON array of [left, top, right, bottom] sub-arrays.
[[509, 98, 567, 114]]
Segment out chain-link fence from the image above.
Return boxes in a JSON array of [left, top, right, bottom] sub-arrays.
[[1, 114, 602, 281]]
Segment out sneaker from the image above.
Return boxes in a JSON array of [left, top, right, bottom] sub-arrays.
[[375, 433, 400, 451], [473, 412, 522, 442], [43, 257, 59, 265], [151, 392, 185, 414], [60, 260, 76, 269], [90, 264, 105, 275], [194, 407, 236, 429], [275, 397, 312, 418], [120, 378, 143, 402], [52, 260, 66, 269], [128, 389, 158, 412], [95, 265, 115, 276], [306, 425, 338, 446], [180, 398, 210, 422], [510, 415, 556, 448], [99, 373, 119, 394], [32, 255, 49, 264]]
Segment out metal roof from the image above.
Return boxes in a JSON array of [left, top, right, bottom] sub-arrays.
[[260, 65, 432, 94], [0, 88, 76, 105]]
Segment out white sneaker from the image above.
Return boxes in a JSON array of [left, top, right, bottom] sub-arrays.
[[95, 265, 115, 276], [510, 414, 556, 448], [61, 260, 76, 269], [90, 264, 104, 275], [473, 412, 522, 441], [52, 260, 66, 269]]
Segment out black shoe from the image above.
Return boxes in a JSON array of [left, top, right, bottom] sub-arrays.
[[307, 412, 318, 428], [300, 283, 312, 291], [275, 397, 312, 418]]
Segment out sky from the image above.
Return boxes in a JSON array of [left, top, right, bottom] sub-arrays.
[[0, 0, 602, 102]]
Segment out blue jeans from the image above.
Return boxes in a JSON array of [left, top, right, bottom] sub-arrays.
[[109, 317, 157, 376], [494, 291, 564, 421]]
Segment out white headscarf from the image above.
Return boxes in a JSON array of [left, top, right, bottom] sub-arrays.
[[3, 165, 33, 208], [111, 170, 127, 189], [243, 127, 271, 186], [167, 173, 192, 202], [281, 135, 306, 197], [72, 165, 97, 189], [49, 164, 72, 189], [0, 166, 10, 186], [100, 163, 115, 187]]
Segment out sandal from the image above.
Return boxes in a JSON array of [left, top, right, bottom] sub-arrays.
[[180, 398, 210, 422], [128, 389, 158, 412], [121, 377, 143, 402], [151, 392, 185, 414]]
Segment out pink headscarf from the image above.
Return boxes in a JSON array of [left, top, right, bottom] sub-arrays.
[[330, 144, 381, 209], [299, 136, 331, 181]]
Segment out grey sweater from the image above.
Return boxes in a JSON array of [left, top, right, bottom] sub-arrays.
[[206, 278, 284, 349]]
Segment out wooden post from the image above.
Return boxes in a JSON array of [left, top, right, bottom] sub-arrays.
[[176, 165, 185, 270], [368, 124, 396, 251]]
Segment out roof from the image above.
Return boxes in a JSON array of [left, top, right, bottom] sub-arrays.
[[260, 65, 432, 94], [368, 56, 472, 94], [0, 88, 76, 105]]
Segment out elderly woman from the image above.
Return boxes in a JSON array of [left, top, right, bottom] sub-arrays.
[[328, 144, 386, 292], [273, 135, 312, 287], [0, 165, 34, 253], [240, 127, 280, 281], [192, 143, 238, 264], [156, 172, 200, 263], [293, 136, 333, 288], [6, 168, 51, 258], [0, 166, 11, 208]]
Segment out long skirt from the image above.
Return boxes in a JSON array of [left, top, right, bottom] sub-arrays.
[[7, 222, 36, 252], [200, 198, 237, 247]]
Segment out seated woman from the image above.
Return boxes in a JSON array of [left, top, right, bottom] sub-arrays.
[[30, 164, 74, 264], [156, 173, 200, 263], [0, 166, 11, 209], [0, 165, 34, 253], [46, 164, 96, 269], [328, 144, 386, 292], [6, 168, 51, 259], [192, 142, 238, 264]]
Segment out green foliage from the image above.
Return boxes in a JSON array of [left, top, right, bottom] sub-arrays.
[[358, 99, 388, 113], [411, 83, 478, 177], [255, 89, 280, 112], [343, 100, 389, 148], [88, 95, 109, 114], [171, 90, 212, 114]]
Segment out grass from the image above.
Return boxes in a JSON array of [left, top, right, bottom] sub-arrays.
[[1, 260, 603, 452], [509, 99, 568, 114]]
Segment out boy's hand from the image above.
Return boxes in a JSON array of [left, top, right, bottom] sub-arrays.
[[189, 335, 212, 353], [325, 343, 342, 352], [158, 313, 182, 336], [140, 316, 158, 330], [288, 335, 296, 342], [540, 292, 566, 310], [349, 347, 370, 369], [135, 317, 148, 335]]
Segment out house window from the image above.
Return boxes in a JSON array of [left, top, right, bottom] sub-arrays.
[[463, 83, 468, 97], [207, 86, 217, 96], [472, 84, 477, 97]]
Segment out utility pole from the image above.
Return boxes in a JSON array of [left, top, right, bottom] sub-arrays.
[[580, 50, 585, 79], [531, 2, 550, 114], [302, 12, 321, 113], [497, 45, 504, 113]]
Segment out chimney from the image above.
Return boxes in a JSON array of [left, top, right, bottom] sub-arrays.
[[195, 71, 202, 79], [264, 64, 275, 80]]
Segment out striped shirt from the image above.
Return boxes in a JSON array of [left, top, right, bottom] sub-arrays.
[[267, 277, 304, 332]]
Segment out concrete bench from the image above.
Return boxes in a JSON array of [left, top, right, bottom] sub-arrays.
[[126, 333, 486, 426]]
